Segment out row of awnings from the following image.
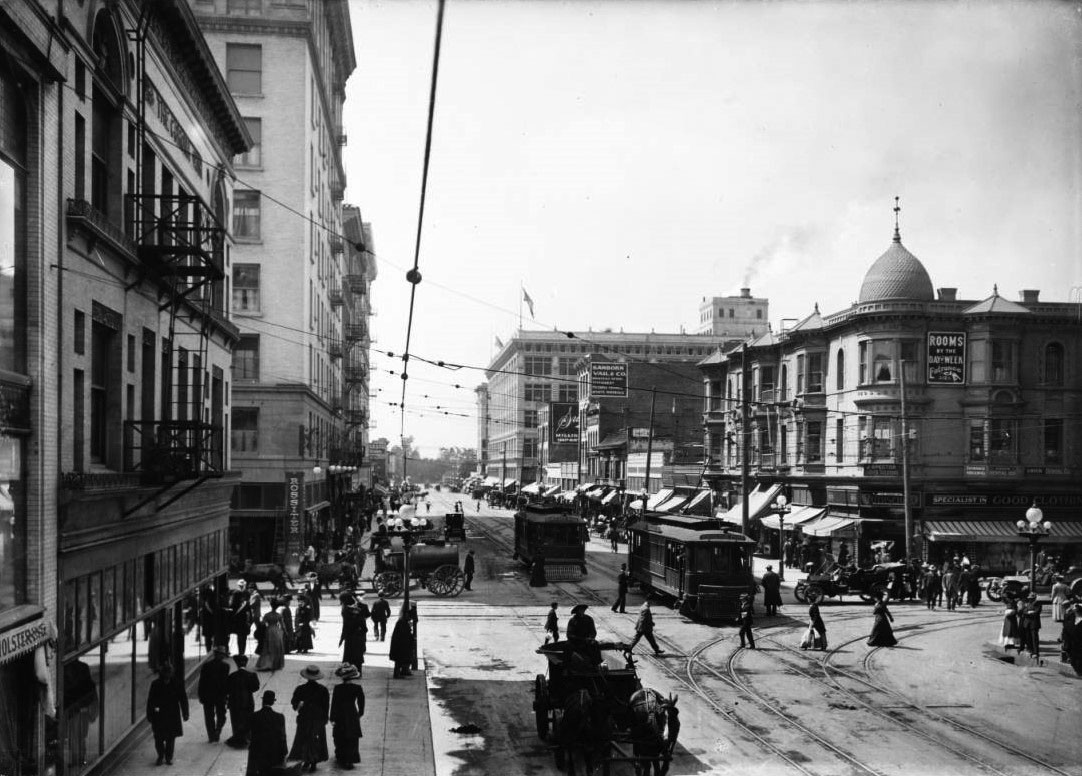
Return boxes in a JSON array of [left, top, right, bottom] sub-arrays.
[[924, 520, 1082, 543]]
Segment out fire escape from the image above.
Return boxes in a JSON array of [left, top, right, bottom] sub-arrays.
[[120, 13, 226, 514]]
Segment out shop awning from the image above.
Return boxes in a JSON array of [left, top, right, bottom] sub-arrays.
[[543, 485, 562, 497], [801, 515, 857, 537], [521, 482, 542, 495], [646, 488, 674, 510], [601, 489, 622, 505], [503, 479, 518, 488], [306, 500, 331, 515], [717, 483, 784, 525], [683, 489, 713, 515], [483, 476, 501, 487], [924, 520, 1082, 543], [628, 499, 645, 510], [655, 496, 690, 513], [760, 506, 826, 531]]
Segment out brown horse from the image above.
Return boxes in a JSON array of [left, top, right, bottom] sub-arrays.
[[241, 560, 294, 593], [628, 689, 679, 776]]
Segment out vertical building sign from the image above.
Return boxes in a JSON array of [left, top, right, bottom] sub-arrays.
[[927, 332, 966, 384], [550, 402, 580, 445], [284, 471, 305, 573]]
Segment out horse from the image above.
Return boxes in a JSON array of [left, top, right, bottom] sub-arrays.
[[307, 561, 357, 594], [241, 560, 294, 594], [554, 687, 611, 776], [628, 689, 680, 776]]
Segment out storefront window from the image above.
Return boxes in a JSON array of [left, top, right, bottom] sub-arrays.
[[989, 417, 1016, 460], [0, 437, 25, 611], [63, 647, 103, 774], [968, 419, 985, 461], [102, 627, 135, 750], [0, 65, 28, 375]]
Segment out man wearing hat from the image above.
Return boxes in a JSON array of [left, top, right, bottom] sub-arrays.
[[329, 663, 366, 769], [197, 645, 231, 742], [566, 604, 597, 641], [463, 549, 476, 591], [247, 691, 288, 776], [340, 593, 370, 672], [761, 565, 782, 617], [229, 579, 252, 656], [629, 600, 664, 656], [370, 592, 391, 642], [225, 654, 260, 748], [1019, 591, 1043, 660], [737, 593, 756, 649], [289, 665, 330, 772], [611, 564, 629, 614]]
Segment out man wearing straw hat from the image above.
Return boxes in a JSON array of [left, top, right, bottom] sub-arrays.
[[197, 645, 231, 742], [329, 663, 366, 770]]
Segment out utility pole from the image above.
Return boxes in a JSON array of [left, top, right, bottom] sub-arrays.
[[642, 388, 657, 505], [900, 360, 913, 562], [741, 343, 751, 535]]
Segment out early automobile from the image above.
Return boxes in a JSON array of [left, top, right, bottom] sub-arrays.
[[794, 556, 905, 604]]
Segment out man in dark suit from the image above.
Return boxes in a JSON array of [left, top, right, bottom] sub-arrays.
[[198, 645, 231, 742], [611, 564, 629, 613], [229, 580, 252, 655], [463, 550, 476, 591], [224, 654, 260, 748], [737, 592, 756, 649], [761, 566, 782, 617], [248, 691, 288, 776]]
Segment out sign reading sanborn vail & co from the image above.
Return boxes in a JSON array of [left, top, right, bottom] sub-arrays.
[[927, 332, 966, 384], [590, 362, 628, 398], [549, 402, 580, 445]]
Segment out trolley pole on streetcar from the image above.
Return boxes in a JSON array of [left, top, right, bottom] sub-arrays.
[[643, 388, 657, 503], [741, 343, 751, 535]]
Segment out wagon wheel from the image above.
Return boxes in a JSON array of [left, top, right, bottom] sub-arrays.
[[804, 584, 825, 604], [1070, 577, 1082, 599], [374, 571, 403, 598], [793, 583, 807, 604], [431, 564, 465, 597], [986, 580, 1004, 602], [533, 674, 550, 739]]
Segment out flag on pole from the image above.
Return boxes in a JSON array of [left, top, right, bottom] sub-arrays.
[[522, 287, 535, 318]]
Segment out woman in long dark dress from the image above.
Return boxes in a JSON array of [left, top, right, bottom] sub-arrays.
[[808, 602, 827, 650], [389, 604, 415, 678], [289, 665, 330, 772], [867, 593, 897, 647], [145, 663, 189, 766], [329, 663, 366, 769], [281, 595, 296, 654], [295, 598, 315, 654]]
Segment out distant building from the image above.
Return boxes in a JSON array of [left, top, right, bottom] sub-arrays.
[[480, 330, 742, 486], [697, 288, 770, 337], [701, 219, 1082, 569]]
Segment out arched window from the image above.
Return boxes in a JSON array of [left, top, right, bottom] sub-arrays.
[[90, 10, 126, 222], [1044, 342, 1064, 386], [835, 348, 845, 390]]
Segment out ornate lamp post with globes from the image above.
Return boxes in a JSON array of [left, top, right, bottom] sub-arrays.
[[1016, 503, 1051, 595], [387, 504, 432, 670], [772, 494, 791, 581]]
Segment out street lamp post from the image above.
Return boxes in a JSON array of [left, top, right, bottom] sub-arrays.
[[1016, 503, 1052, 595], [773, 494, 791, 582], [387, 505, 432, 671]]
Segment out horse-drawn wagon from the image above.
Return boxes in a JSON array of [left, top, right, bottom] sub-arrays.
[[534, 641, 679, 775], [371, 540, 466, 598]]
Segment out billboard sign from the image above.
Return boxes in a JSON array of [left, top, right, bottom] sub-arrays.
[[550, 402, 580, 445], [927, 332, 966, 384], [590, 362, 628, 398]]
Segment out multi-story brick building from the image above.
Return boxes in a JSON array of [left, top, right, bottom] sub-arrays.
[[190, 0, 360, 568], [1, 1, 251, 772], [701, 222, 1082, 569], [696, 287, 771, 338], [481, 330, 741, 487]]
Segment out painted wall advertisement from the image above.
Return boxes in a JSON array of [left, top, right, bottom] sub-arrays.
[[927, 332, 966, 384], [284, 471, 305, 572], [549, 402, 580, 445], [590, 361, 628, 398]]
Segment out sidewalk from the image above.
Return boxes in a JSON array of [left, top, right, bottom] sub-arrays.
[[101, 590, 435, 776]]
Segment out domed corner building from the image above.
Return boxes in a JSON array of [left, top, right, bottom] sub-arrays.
[[700, 221, 1082, 573]]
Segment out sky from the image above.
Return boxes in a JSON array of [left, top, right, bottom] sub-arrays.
[[342, 0, 1082, 459]]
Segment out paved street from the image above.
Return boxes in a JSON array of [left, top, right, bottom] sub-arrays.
[[416, 490, 1082, 776]]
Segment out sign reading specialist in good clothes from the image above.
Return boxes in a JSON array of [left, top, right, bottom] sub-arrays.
[[589, 362, 628, 398], [550, 402, 580, 445], [927, 332, 966, 384]]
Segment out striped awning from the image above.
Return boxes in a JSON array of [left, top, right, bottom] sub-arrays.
[[543, 485, 561, 497], [654, 496, 689, 513], [924, 520, 1082, 543], [801, 515, 857, 537], [646, 488, 674, 510], [760, 506, 826, 532], [601, 489, 622, 505], [718, 483, 784, 526]]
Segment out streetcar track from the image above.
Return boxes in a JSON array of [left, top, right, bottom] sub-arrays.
[[754, 616, 1073, 776]]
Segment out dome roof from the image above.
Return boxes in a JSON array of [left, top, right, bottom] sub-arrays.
[[857, 238, 934, 303]]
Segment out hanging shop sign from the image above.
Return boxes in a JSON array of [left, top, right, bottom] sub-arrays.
[[0, 617, 50, 666], [284, 471, 305, 566], [589, 362, 628, 398], [927, 332, 966, 384], [549, 402, 580, 445]]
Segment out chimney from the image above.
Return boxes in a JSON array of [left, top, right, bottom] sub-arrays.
[[937, 288, 957, 302], [740, 288, 751, 299], [1019, 289, 1040, 304]]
